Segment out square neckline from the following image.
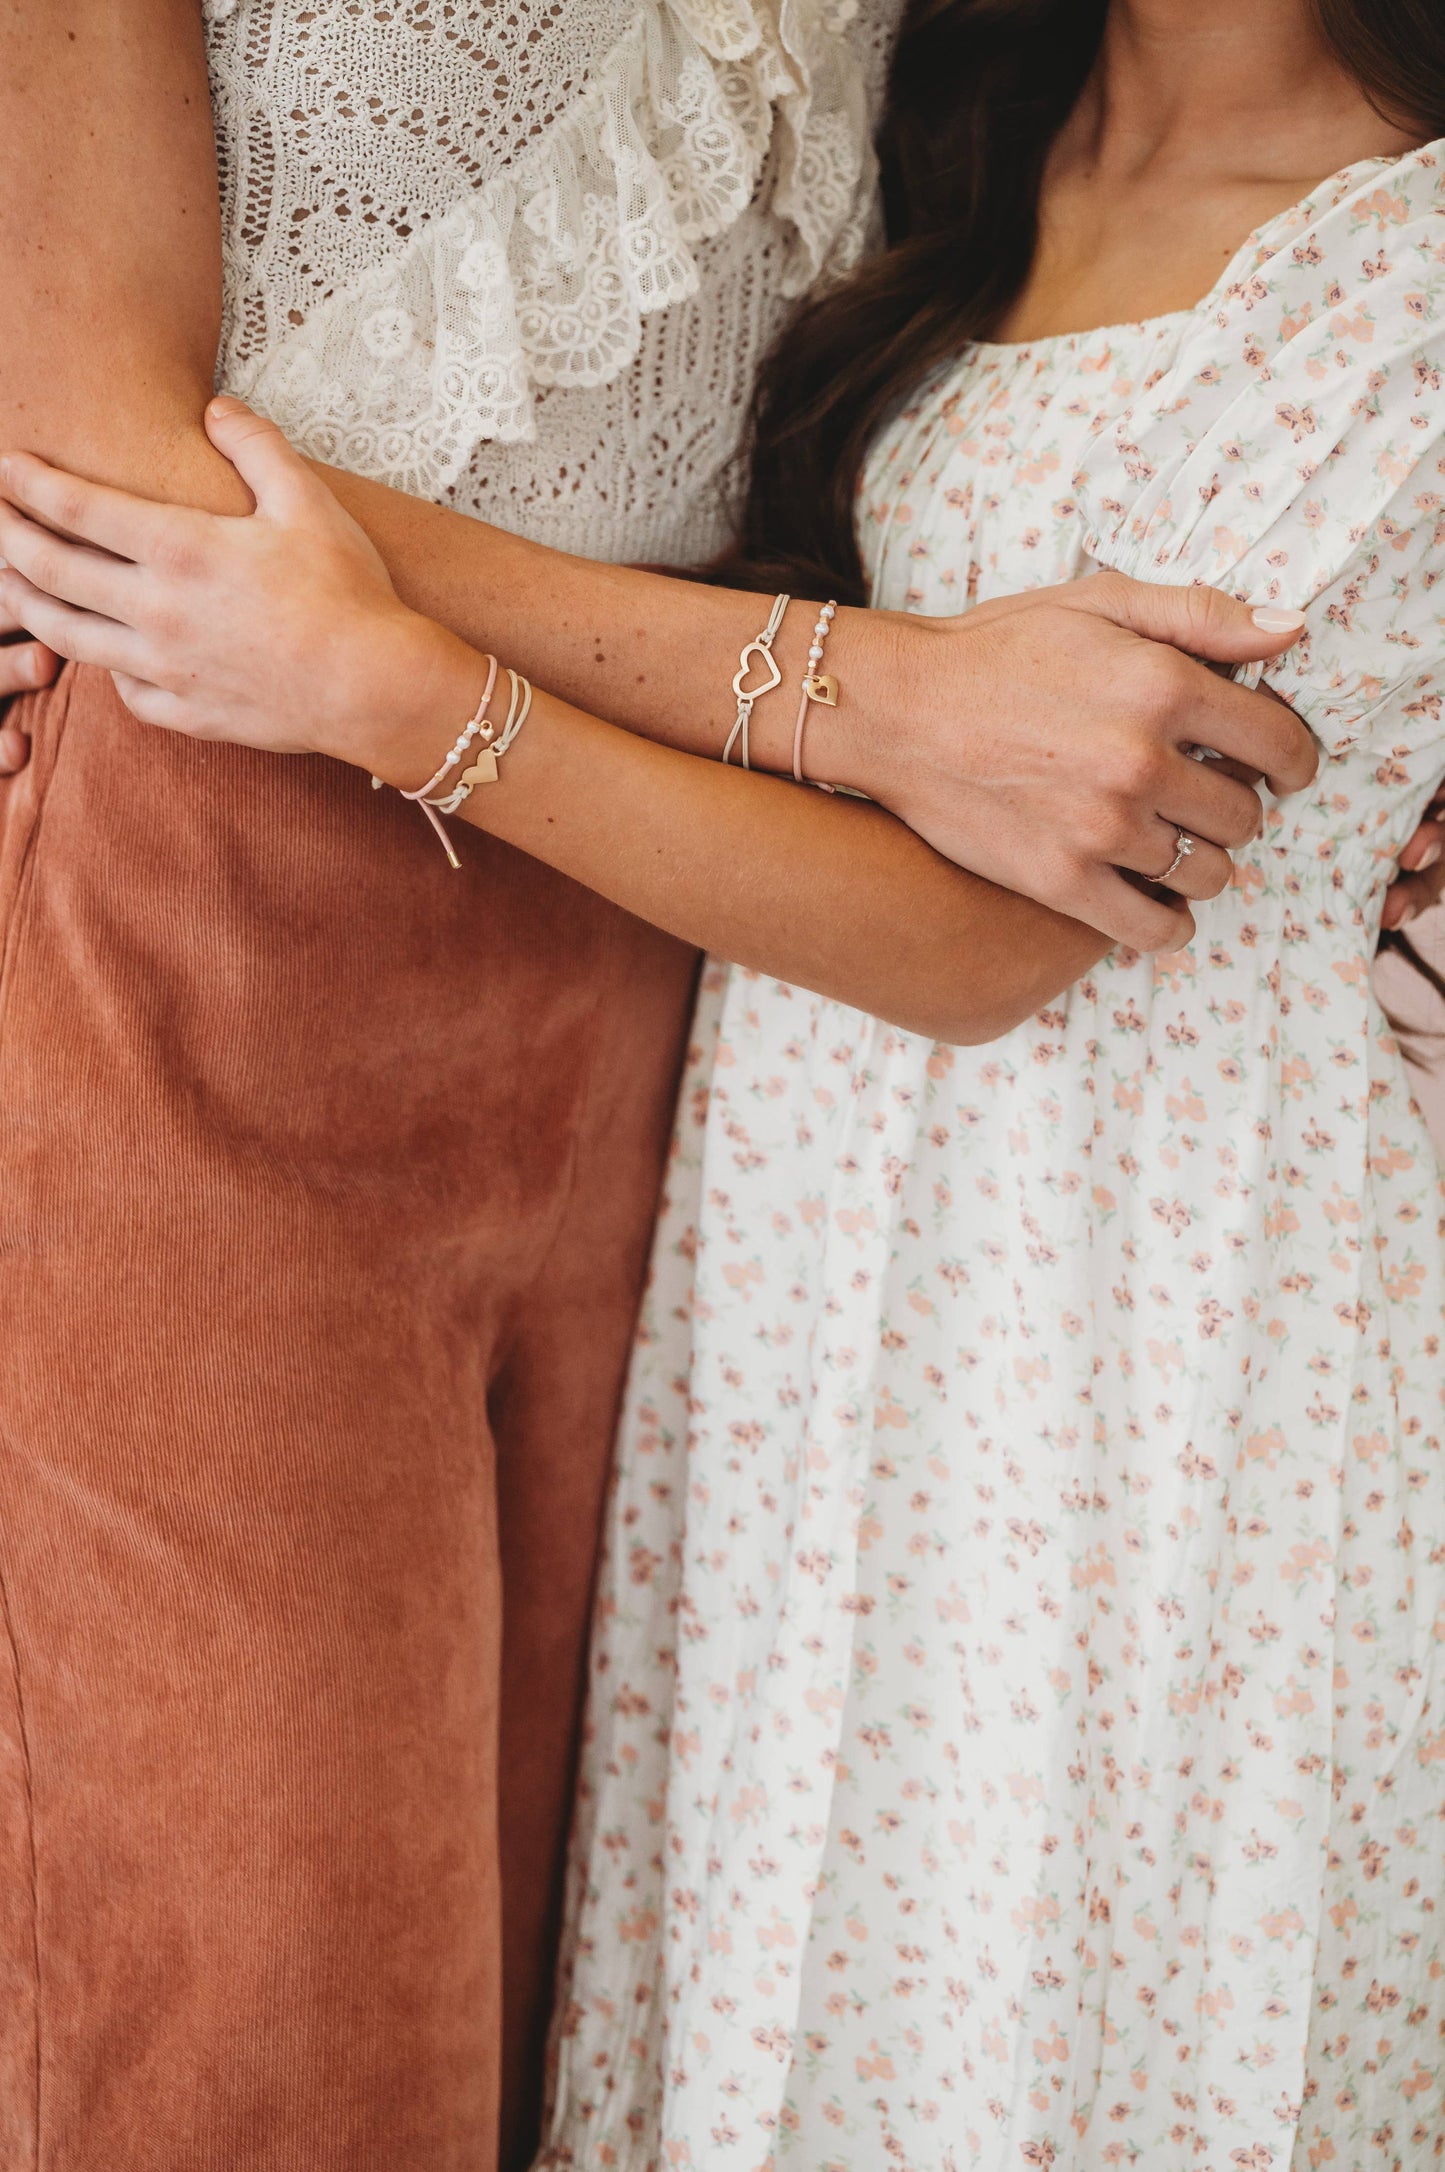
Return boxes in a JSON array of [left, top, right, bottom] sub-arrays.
[[967, 136, 1443, 359]]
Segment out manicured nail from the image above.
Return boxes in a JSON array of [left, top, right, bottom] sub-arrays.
[[1419, 842, 1442, 871], [1252, 606, 1307, 633]]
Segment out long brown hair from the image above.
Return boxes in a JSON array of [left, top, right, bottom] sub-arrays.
[[728, 0, 1445, 605], [727, 0, 1445, 1008]]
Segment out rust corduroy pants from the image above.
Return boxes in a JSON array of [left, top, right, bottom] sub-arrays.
[[0, 666, 696, 2170]]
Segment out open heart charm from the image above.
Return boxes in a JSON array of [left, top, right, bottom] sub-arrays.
[[803, 673, 838, 707], [732, 639, 783, 708], [460, 748, 500, 789]]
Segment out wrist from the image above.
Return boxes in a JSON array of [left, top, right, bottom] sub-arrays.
[[810, 606, 925, 802], [739, 601, 904, 793], [322, 610, 492, 785]]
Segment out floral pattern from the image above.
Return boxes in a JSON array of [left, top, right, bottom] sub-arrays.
[[539, 143, 1445, 2172]]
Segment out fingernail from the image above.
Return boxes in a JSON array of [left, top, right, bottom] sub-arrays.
[[1419, 842, 1442, 871], [1251, 607, 1307, 633]]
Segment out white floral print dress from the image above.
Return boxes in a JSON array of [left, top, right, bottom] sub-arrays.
[[539, 144, 1445, 2172]]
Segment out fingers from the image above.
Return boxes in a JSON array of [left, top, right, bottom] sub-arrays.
[[1157, 746, 1267, 850], [0, 568, 149, 679], [0, 500, 138, 621], [1382, 786, 1445, 927], [0, 634, 60, 701], [1070, 570, 1309, 668], [1382, 862, 1445, 930], [0, 720, 30, 774], [1168, 662, 1318, 797], [1397, 810, 1445, 875], [0, 449, 185, 563], [110, 670, 187, 733], [205, 398, 317, 519], [1066, 863, 1197, 952], [1114, 818, 1235, 903]]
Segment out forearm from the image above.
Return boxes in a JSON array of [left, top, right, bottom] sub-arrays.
[[324, 469, 860, 776], [0, 1, 249, 518], [365, 640, 1107, 1046]]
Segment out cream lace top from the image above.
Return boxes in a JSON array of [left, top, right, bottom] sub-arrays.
[[202, 0, 898, 564]]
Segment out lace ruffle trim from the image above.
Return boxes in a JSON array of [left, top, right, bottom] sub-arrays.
[[208, 0, 873, 494]]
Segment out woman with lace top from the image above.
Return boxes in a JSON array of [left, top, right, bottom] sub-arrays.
[[1, 2, 1442, 2168]]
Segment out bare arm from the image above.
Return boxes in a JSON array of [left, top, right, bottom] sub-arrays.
[[374, 652, 1110, 1048], [0, 3, 1112, 1040], [326, 465, 1316, 949], [0, 0, 248, 517], [0, 415, 1109, 1044], [0, 0, 252, 755], [0, 0, 1313, 955]]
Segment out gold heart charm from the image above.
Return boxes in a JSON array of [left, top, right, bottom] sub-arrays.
[[461, 748, 499, 788], [804, 673, 838, 707], [732, 639, 783, 707]]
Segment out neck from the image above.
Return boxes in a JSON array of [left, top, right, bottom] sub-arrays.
[[1064, 0, 1418, 188]]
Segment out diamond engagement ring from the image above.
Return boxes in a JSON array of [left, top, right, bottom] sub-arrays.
[[1158, 831, 1197, 887]]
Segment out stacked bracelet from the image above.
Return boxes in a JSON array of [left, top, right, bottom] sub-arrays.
[[424, 667, 533, 815], [374, 656, 536, 870], [792, 600, 838, 792], [722, 592, 790, 770]]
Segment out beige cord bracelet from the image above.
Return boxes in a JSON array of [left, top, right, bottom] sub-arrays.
[[372, 656, 535, 869]]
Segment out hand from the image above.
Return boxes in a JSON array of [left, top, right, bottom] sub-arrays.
[[0, 398, 470, 773], [1383, 787, 1445, 931], [846, 575, 1318, 950], [0, 599, 61, 774]]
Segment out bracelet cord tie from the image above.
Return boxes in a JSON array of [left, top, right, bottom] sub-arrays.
[[371, 654, 535, 870]]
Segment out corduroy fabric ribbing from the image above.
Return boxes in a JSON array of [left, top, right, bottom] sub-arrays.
[[0, 665, 695, 2171]]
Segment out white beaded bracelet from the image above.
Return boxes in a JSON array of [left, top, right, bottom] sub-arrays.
[[425, 667, 533, 816], [792, 600, 838, 790], [373, 655, 536, 870]]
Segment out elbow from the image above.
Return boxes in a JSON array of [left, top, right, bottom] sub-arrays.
[[878, 987, 1041, 1050], [877, 954, 1079, 1049], [947, 1005, 1037, 1048]]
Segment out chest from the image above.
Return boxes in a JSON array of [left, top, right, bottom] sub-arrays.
[[859, 331, 1181, 615], [205, 0, 637, 195]]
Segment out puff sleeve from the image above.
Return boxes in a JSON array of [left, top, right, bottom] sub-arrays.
[[1077, 144, 1445, 775]]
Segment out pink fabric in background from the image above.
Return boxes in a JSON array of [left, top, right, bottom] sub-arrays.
[[1379, 897, 1445, 1158]]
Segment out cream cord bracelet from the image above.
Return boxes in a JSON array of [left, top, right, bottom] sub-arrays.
[[373, 655, 536, 870], [722, 592, 790, 770]]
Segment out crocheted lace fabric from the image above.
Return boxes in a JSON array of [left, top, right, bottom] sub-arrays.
[[203, 0, 897, 561]]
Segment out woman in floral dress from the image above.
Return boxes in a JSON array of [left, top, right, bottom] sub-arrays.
[[538, 9, 1445, 2170], [2, 2, 1443, 2167]]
